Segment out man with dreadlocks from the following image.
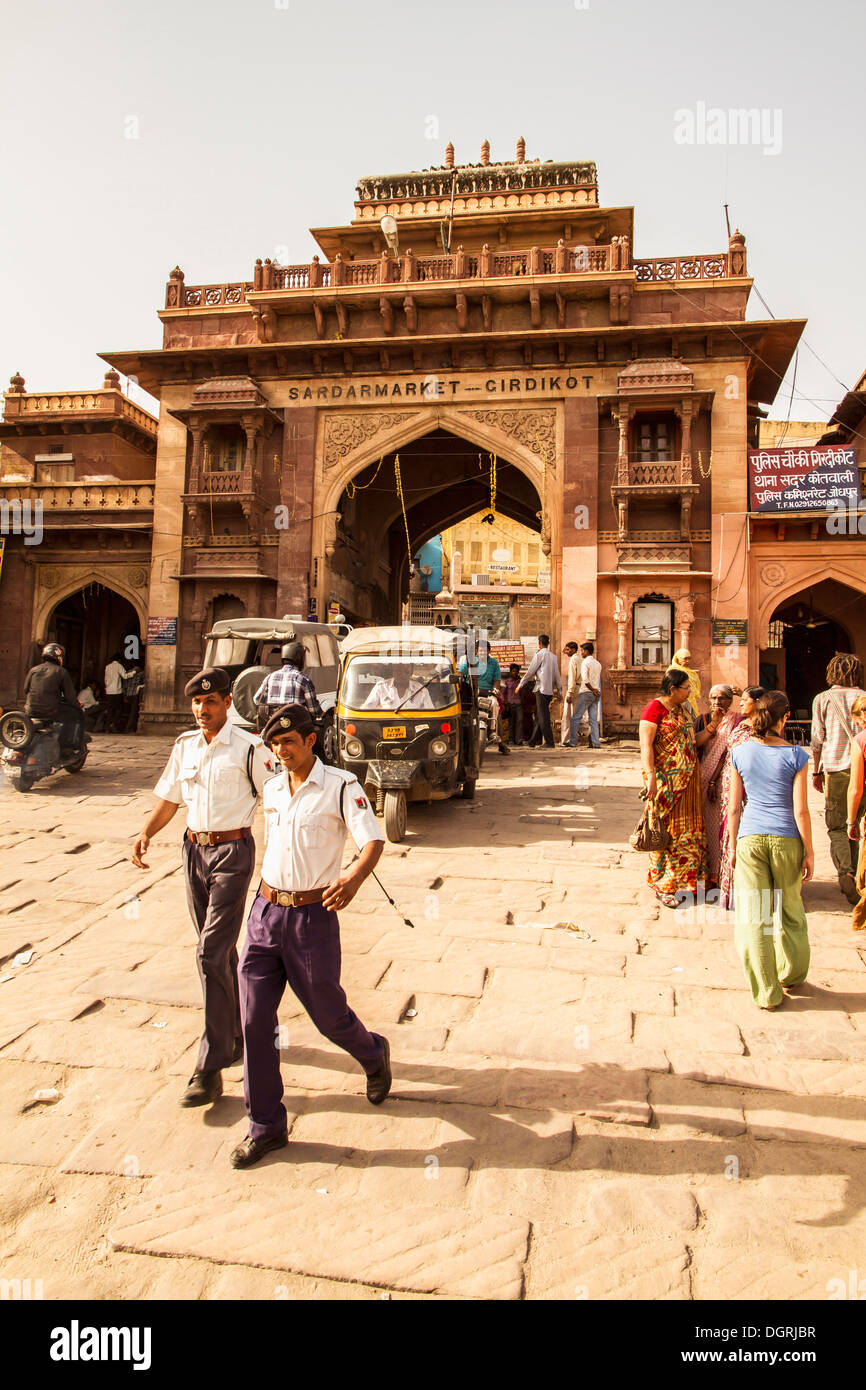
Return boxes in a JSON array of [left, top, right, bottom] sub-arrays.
[[811, 654, 866, 905]]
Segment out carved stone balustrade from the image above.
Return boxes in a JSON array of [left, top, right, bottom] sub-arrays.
[[0, 480, 155, 514]]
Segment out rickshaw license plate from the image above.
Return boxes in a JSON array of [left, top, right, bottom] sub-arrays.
[[383, 726, 407, 740]]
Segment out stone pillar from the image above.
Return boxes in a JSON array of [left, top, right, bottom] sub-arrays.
[[710, 364, 750, 690], [561, 396, 599, 658], [276, 407, 317, 618], [614, 590, 628, 667], [141, 391, 190, 724], [612, 403, 631, 485]]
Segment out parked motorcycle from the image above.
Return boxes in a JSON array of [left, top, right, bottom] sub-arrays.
[[0, 711, 90, 792]]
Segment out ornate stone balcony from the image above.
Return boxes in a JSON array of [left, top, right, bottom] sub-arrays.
[[163, 234, 747, 310]]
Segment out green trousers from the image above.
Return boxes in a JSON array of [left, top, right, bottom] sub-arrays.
[[733, 835, 810, 1009], [825, 769, 865, 881]]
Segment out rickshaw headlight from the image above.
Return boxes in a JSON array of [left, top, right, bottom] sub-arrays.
[[429, 737, 448, 757], [345, 737, 364, 759]]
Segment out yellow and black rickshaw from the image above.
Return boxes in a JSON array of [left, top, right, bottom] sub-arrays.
[[335, 626, 480, 841]]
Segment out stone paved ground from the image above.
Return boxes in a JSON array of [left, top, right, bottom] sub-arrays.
[[1, 734, 865, 1300]]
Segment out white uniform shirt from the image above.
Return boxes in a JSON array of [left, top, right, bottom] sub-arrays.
[[104, 660, 128, 696], [362, 677, 433, 711], [261, 757, 384, 892], [579, 655, 603, 694], [154, 721, 276, 832]]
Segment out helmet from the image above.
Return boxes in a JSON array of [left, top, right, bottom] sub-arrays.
[[42, 643, 64, 662], [281, 640, 305, 669]]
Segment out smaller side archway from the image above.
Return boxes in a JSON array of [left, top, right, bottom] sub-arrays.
[[45, 582, 143, 691]]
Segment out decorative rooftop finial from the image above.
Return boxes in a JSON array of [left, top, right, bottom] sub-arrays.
[[9, 370, 25, 393], [169, 265, 184, 281], [103, 367, 121, 390], [445, 141, 455, 168], [516, 136, 526, 163], [481, 138, 490, 166]]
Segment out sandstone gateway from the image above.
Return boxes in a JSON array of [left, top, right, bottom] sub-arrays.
[[9, 140, 849, 730]]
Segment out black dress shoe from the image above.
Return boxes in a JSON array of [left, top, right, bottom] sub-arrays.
[[366, 1035, 392, 1106], [230, 1037, 244, 1066], [230, 1133, 288, 1169], [179, 1070, 223, 1107]]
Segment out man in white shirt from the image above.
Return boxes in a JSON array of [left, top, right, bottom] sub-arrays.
[[363, 662, 434, 711], [231, 702, 388, 1169], [104, 652, 129, 732], [131, 667, 275, 1108], [568, 641, 603, 749], [516, 634, 563, 748]]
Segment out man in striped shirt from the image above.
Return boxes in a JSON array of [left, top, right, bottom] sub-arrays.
[[811, 653, 866, 905], [254, 642, 323, 731]]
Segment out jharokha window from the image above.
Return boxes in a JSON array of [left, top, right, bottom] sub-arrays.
[[204, 428, 244, 473], [632, 596, 674, 667], [632, 415, 678, 463]]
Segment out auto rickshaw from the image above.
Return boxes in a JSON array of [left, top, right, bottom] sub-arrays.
[[335, 626, 481, 842]]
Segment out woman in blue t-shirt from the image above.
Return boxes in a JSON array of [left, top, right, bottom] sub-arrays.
[[728, 690, 814, 1009]]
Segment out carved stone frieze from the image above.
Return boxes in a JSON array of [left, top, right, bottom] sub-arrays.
[[461, 408, 556, 469], [323, 412, 419, 469]]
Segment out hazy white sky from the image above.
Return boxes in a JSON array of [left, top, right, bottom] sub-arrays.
[[2, 0, 863, 421]]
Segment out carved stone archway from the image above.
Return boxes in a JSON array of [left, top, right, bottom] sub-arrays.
[[313, 402, 559, 626], [32, 564, 148, 644], [755, 560, 866, 648]]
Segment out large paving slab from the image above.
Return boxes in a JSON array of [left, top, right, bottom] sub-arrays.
[[2, 735, 866, 1300]]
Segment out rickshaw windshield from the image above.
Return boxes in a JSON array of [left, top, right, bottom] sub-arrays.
[[343, 656, 457, 712]]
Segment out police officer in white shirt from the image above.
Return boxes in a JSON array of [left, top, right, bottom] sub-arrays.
[[231, 702, 389, 1170], [131, 667, 275, 1109]]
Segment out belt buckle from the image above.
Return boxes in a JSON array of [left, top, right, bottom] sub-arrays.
[[276, 891, 293, 907], [195, 832, 211, 846]]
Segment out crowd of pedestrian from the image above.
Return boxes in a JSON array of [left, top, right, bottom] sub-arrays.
[[636, 650, 866, 1012]]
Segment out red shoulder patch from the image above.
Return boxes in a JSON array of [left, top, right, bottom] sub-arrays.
[[355, 795, 368, 809]]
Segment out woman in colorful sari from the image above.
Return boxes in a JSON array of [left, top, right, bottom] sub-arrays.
[[718, 685, 764, 909], [695, 684, 740, 891], [639, 669, 708, 908]]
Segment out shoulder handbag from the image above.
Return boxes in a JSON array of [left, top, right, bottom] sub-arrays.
[[629, 796, 671, 853]]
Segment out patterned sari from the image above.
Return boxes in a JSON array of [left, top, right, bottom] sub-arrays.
[[646, 706, 708, 900], [718, 719, 754, 909], [698, 711, 742, 884]]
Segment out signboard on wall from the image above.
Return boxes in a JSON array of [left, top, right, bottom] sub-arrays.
[[712, 619, 748, 646], [748, 445, 859, 513], [147, 617, 178, 646], [490, 641, 527, 669]]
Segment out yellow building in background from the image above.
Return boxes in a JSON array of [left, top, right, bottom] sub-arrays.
[[440, 511, 547, 588]]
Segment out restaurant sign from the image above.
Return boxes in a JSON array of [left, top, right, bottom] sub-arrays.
[[748, 445, 859, 513]]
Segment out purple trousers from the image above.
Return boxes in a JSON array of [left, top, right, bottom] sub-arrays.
[[239, 893, 385, 1140]]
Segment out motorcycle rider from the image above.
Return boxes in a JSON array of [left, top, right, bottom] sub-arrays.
[[23, 643, 85, 757], [458, 638, 510, 756], [253, 641, 323, 733]]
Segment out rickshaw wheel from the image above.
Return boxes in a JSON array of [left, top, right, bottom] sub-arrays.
[[384, 790, 407, 842]]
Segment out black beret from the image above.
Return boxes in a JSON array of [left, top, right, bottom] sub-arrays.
[[261, 703, 316, 745], [184, 667, 231, 697]]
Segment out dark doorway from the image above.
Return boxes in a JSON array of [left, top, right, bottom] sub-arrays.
[[770, 589, 853, 718], [48, 585, 141, 692]]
